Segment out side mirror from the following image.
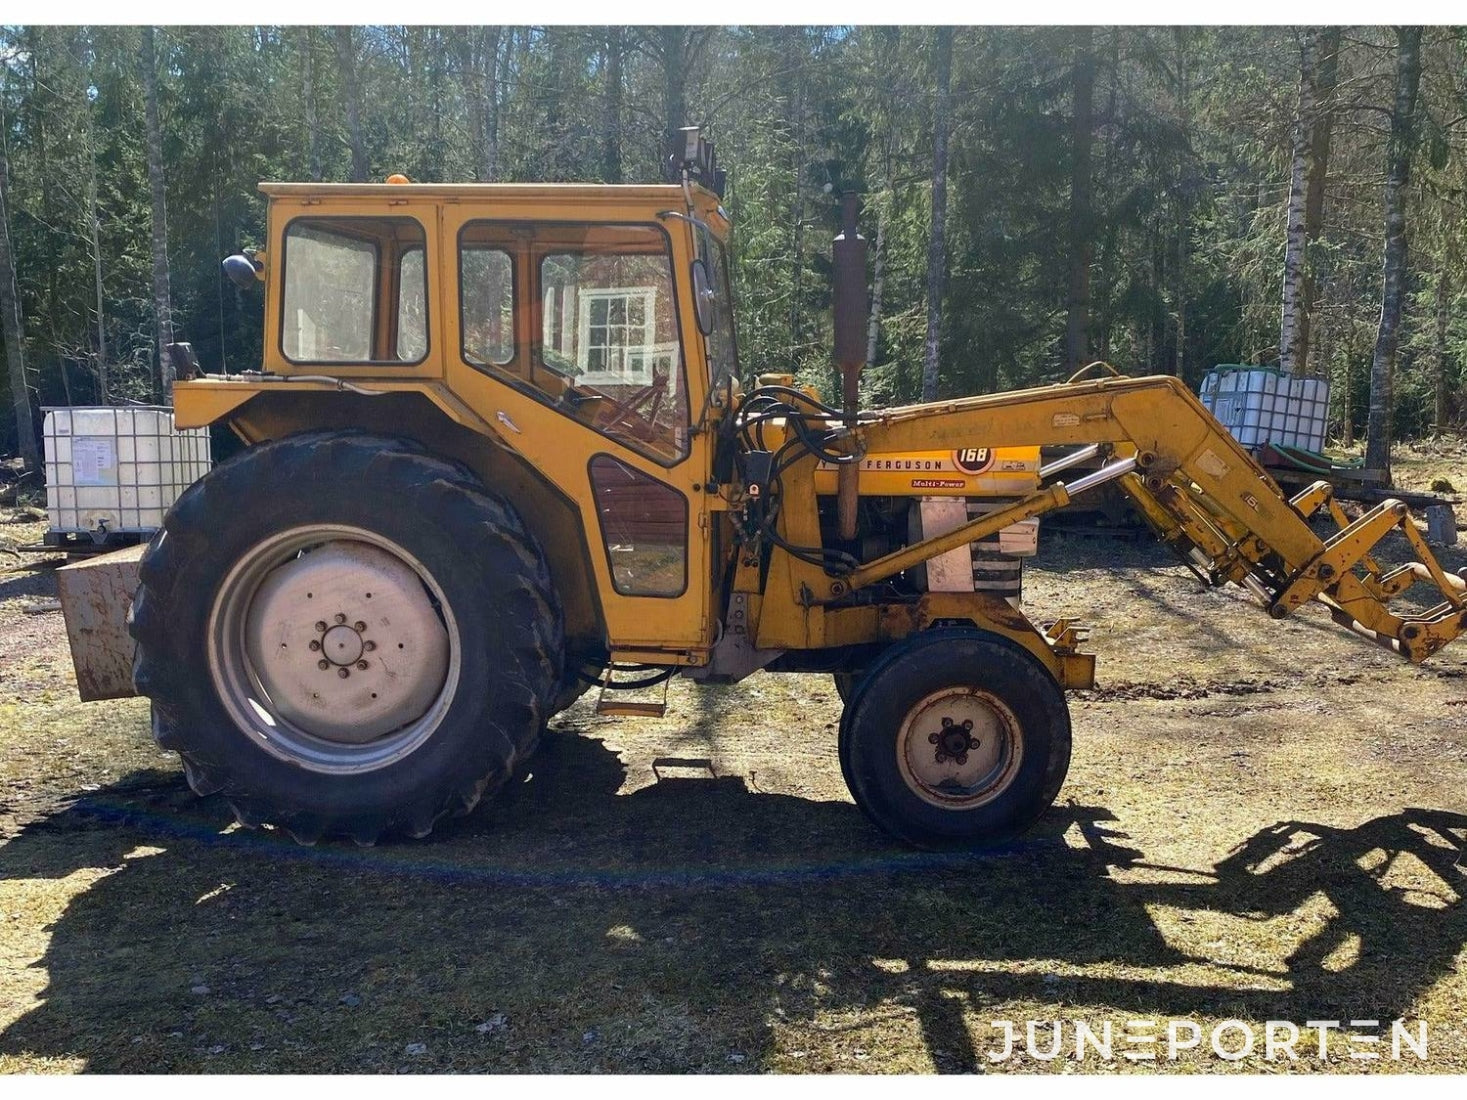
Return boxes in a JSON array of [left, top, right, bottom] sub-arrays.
[[223, 252, 263, 290], [690, 259, 716, 336]]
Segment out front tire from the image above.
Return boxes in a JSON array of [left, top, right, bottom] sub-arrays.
[[839, 629, 1071, 850], [130, 431, 562, 844]]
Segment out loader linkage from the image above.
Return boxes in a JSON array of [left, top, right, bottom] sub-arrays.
[[799, 372, 1466, 665]]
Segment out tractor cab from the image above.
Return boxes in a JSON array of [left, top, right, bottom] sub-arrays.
[[240, 178, 733, 468]]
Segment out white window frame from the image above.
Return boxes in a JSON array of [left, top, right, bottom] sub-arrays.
[[576, 285, 657, 385]]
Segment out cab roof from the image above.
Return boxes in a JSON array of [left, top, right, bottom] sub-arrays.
[[257, 180, 729, 233]]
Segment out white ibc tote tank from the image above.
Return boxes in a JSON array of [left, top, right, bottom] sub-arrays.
[[43, 406, 213, 542]]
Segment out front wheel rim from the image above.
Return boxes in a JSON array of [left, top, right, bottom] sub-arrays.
[[895, 687, 1024, 809], [207, 525, 461, 775]]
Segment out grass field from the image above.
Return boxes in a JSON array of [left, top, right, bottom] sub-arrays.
[[1, 473, 1466, 1074]]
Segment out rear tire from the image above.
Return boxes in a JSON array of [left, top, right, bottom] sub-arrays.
[[130, 431, 562, 844], [838, 629, 1071, 850]]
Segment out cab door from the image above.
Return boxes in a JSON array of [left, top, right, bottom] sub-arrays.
[[440, 204, 714, 660]]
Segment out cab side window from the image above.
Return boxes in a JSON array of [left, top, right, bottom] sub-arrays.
[[455, 221, 690, 465], [281, 217, 428, 365]]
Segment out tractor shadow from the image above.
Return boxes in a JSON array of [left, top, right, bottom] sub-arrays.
[[0, 730, 1463, 1072]]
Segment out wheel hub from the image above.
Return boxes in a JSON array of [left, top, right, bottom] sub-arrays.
[[896, 688, 1022, 809], [320, 623, 366, 667], [930, 717, 978, 764]]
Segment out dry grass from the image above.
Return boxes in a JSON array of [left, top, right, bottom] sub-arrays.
[[1, 499, 1466, 1074]]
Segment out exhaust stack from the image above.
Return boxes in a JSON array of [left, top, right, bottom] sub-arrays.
[[832, 193, 868, 541]]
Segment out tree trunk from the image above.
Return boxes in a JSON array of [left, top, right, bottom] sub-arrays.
[[866, 200, 886, 367], [90, 208, 106, 402], [1064, 27, 1097, 371], [1297, 25, 1340, 376], [483, 27, 500, 182], [73, 29, 108, 400], [921, 26, 954, 401], [662, 27, 689, 180], [141, 26, 174, 398], [1364, 26, 1423, 479], [602, 28, 624, 183], [1434, 264, 1451, 429], [334, 26, 369, 183], [1173, 29, 1190, 379], [303, 27, 322, 181], [425, 28, 444, 182], [0, 122, 37, 470], [1279, 29, 1317, 374], [459, 32, 484, 182]]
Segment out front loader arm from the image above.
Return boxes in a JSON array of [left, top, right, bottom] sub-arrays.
[[773, 374, 1465, 664]]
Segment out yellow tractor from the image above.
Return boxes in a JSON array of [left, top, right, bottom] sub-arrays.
[[59, 130, 1467, 848]]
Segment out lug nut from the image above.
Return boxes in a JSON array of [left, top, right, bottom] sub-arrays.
[[356, 660, 369, 671], [315, 621, 327, 633], [334, 613, 347, 625], [309, 640, 321, 652], [338, 668, 350, 679], [363, 641, 376, 652], [318, 659, 330, 670], [354, 621, 367, 632]]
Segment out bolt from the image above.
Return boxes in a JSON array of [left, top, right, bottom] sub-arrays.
[[354, 621, 367, 632], [1317, 563, 1335, 580], [338, 668, 350, 679], [335, 613, 347, 625], [356, 660, 369, 671], [309, 640, 321, 652], [318, 660, 330, 671], [315, 621, 327, 633]]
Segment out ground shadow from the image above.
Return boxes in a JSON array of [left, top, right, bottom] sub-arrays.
[[0, 730, 1463, 1072]]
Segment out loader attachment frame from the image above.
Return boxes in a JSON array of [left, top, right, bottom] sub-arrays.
[[753, 374, 1465, 666]]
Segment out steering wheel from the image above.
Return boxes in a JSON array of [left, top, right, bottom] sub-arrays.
[[596, 365, 670, 439]]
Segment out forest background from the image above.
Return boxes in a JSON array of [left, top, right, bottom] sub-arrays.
[[1, 24, 1463, 479]]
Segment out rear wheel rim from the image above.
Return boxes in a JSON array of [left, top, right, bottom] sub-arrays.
[[207, 525, 461, 775], [894, 687, 1023, 809]]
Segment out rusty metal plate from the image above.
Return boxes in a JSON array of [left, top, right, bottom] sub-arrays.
[[56, 544, 144, 702]]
